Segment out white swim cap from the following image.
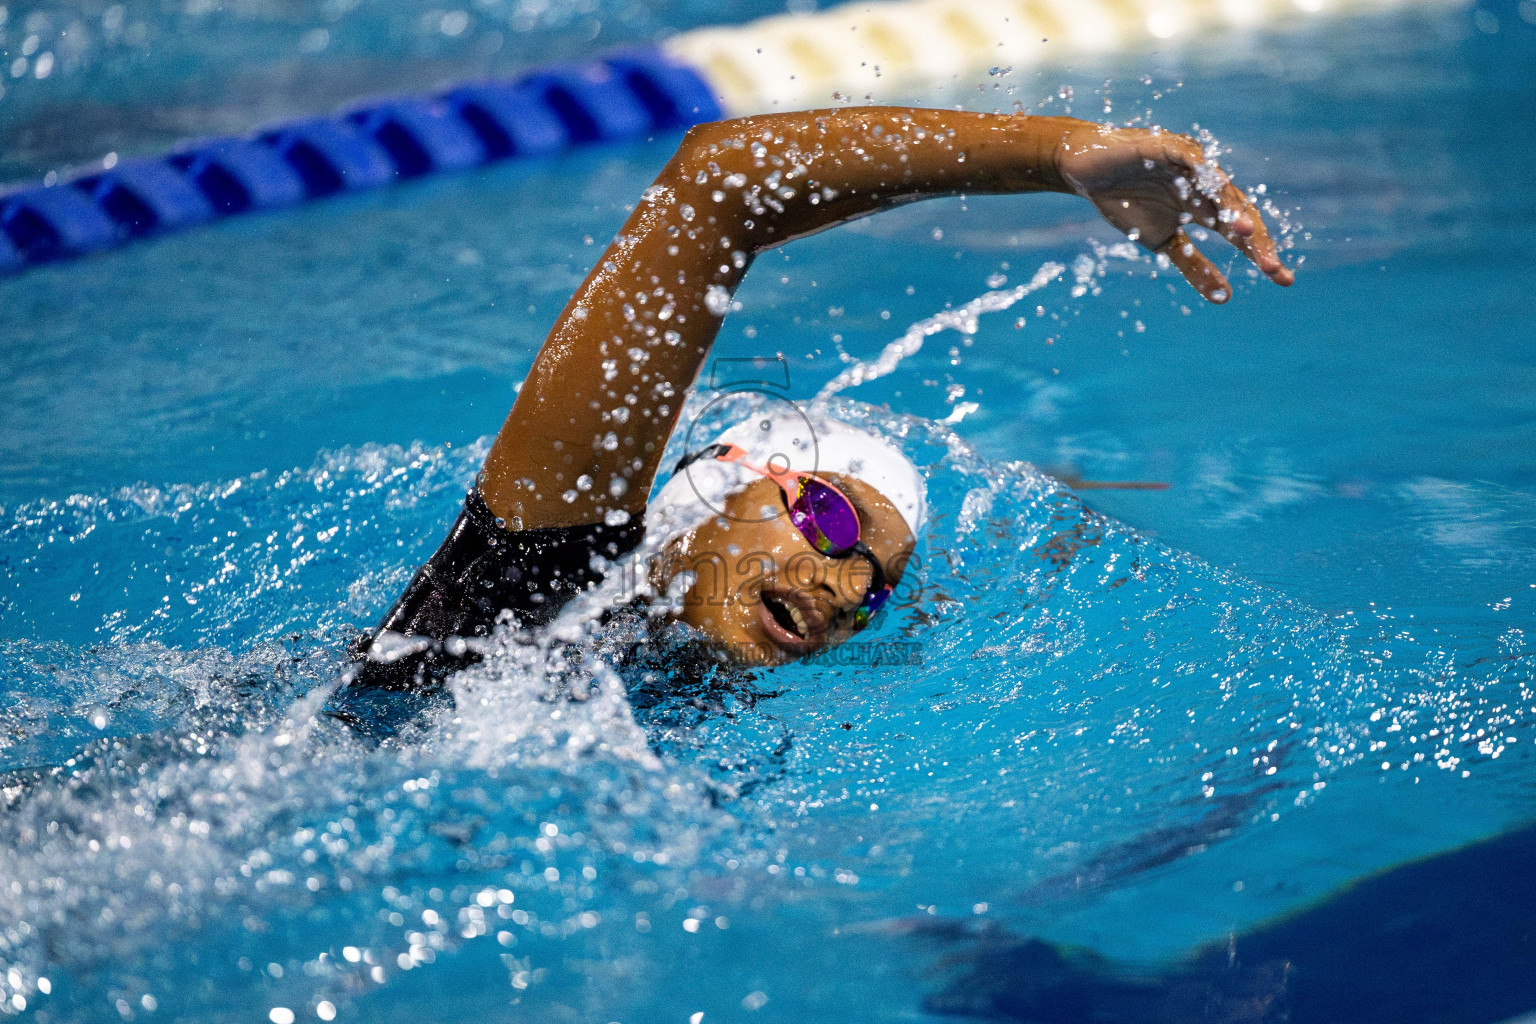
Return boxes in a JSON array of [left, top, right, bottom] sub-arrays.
[[648, 411, 927, 540]]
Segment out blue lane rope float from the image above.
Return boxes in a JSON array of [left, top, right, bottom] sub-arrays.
[[168, 139, 311, 214], [0, 0, 1465, 277], [78, 158, 216, 236], [259, 119, 399, 196], [0, 46, 720, 275]]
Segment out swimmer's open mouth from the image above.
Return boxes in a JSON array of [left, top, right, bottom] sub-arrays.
[[758, 588, 826, 654]]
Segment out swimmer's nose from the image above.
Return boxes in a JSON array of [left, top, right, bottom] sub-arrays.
[[818, 558, 875, 608]]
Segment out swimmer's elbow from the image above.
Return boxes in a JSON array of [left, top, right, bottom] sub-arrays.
[[668, 120, 735, 174], [669, 115, 803, 173]]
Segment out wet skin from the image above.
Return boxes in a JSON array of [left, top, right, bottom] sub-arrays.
[[459, 108, 1292, 663], [655, 476, 916, 664]]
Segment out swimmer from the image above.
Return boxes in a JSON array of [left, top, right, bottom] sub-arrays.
[[337, 107, 1292, 703]]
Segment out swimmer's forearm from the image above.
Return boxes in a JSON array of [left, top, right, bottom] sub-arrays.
[[478, 110, 1100, 528], [694, 108, 1084, 247]]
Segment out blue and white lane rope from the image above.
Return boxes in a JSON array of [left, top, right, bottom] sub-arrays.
[[0, 0, 1464, 276]]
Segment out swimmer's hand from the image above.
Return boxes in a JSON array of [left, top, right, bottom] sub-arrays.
[[1054, 124, 1294, 303]]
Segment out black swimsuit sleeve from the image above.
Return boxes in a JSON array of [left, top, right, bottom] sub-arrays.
[[338, 490, 645, 696]]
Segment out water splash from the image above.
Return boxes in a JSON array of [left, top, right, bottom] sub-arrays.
[[813, 262, 1065, 404], [0, 412, 1531, 1018]]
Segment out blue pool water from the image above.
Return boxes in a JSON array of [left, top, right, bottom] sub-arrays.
[[3, 3, 1536, 1021]]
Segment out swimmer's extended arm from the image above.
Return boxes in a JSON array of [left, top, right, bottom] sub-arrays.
[[479, 108, 1292, 530]]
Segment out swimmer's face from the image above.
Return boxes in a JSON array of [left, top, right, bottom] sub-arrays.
[[655, 476, 915, 665]]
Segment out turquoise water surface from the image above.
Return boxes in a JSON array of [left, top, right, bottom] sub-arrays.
[[2, 3, 1535, 1021]]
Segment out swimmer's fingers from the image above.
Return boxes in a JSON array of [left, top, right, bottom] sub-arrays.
[[1222, 181, 1294, 286], [1155, 139, 1294, 288], [1199, 177, 1295, 287], [1158, 230, 1232, 304]]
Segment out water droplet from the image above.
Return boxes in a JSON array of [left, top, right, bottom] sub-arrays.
[[704, 284, 732, 317]]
